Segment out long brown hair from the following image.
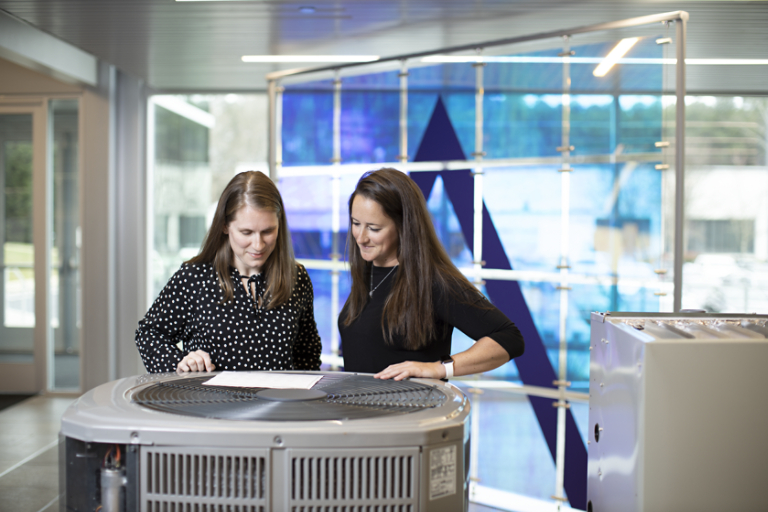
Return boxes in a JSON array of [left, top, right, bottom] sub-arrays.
[[187, 171, 296, 309], [342, 168, 483, 350]]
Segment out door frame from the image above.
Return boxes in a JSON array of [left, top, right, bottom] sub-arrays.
[[0, 98, 50, 393]]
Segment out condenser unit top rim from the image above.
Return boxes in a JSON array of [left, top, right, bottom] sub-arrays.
[[60, 371, 470, 448]]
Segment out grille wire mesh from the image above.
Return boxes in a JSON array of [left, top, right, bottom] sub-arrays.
[[132, 373, 447, 421]]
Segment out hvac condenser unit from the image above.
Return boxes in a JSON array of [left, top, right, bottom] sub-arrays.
[[587, 312, 768, 512], [59, 371, 470, 512]]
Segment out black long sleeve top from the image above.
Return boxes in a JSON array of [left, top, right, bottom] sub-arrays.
[[339, 265, 524, 374], [135, 262, 322, 373]]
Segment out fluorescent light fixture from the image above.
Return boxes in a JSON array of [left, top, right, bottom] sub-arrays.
[[242, 55, 379, 63], [152, 96, 215, 128], [593, 37, 639, 77], [687, 58, 768, 65]]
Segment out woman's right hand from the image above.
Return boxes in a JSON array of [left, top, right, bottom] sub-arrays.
[[177, 350, 216, 373]]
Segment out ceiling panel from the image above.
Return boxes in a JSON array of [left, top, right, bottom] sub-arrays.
[[0, 0, 765, 92]]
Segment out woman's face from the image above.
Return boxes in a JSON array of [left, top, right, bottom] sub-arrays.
[[351, 195, 399, 267], [224, 205, 279, 276]]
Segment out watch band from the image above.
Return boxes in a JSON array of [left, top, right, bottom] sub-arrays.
[[440, 355, 454, 379]]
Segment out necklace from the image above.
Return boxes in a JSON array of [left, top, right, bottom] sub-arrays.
[[369, 265, 398, 297]]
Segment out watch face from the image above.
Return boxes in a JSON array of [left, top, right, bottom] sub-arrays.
[[441, 355, 454, 364]]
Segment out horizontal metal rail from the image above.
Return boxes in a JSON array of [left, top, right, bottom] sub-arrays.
[[267, 11, 689, 80], [278, 152, 663, 177], [297, 258, 673, 291], [451, 379, 589, 402]]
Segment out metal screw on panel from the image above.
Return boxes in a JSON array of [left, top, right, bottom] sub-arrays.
[[273, 436, 284, 446], [599, 382, 604, 387], [130, 432, 140, 444]]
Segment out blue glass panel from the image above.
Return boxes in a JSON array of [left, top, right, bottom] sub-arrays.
[[570, 94, 614, 156], [535, 283, 604, 387], [568, 38, 664, 93], [425, 175, 473, 267], [341, 70, 400, 90], [284, 78, 336, 92], [306, 268, 351, 359], [408, 92, 440, 161], [485, 94, 563, 159], [616, 37, 664, 92], [571, 162, 662, 312], [483, 49, 564, 91], [484, 166, 563, 271], [442, 92, 475, 160], [340, 91, 399, 163], [280, 175, 334, 259], [454, 387, 556, 500], [618, 95, 663, 154], [408, 63, 475, 90], [281, 90, 334, 165]]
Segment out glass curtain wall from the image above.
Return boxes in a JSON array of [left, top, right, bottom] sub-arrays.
[[148, 94, 269, 300], [272, 20, 675, 510], [144, 14, 693, 511], [679, 96, 768, 313]]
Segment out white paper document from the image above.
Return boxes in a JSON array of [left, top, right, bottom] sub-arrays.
[[202, 372, 323, 389]]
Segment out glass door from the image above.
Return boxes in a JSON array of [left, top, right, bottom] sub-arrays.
[[0, 102, 47, 392]]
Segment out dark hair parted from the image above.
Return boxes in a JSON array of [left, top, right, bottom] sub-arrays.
[[342, 168, 484, 350], [187, 171, 296, 309]]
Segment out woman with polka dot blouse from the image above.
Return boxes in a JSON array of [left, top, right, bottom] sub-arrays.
[[135, 171, 322, 374]]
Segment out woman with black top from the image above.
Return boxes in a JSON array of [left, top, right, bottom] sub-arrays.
[[339, 168, 524, 380], [135, 171, 322, 374]]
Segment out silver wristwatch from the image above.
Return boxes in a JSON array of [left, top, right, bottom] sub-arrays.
[[440, 355, 454, 379]]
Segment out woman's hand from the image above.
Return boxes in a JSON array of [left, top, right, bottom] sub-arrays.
[[177, 350, 216, 373], [373, 337, 510, 381], [374, 361, 444, 381]]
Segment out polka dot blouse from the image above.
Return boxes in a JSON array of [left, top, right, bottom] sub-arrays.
[[135, 262, 322, 373]]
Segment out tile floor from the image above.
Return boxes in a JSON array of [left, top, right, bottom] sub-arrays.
[[0, 395, 75, 512], [0, 395, 503, 512]]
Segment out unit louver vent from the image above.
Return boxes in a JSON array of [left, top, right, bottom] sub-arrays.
[[132, 373, 447, 421], [141, 446, 269, 512], [288, 448, 419, 511]]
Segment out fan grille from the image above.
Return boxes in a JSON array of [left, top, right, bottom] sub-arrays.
[[132, 373, 447, 421]]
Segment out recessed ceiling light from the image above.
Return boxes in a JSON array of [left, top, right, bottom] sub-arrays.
[[242, 55, 380, 63], [298, 6, 316, 13]]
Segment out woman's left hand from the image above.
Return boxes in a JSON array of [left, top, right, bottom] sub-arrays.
[[374, 361, 444, 381]]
